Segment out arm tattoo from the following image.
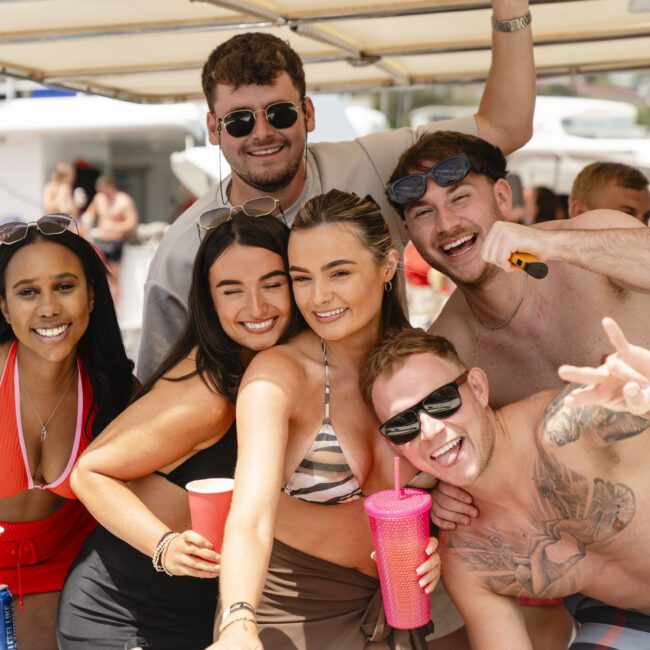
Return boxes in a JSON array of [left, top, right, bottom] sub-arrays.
[[541, 384, 649, 447], [446, 446, 634, 598]]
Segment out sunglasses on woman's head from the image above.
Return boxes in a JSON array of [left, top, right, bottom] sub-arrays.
[[378, 371, 469, 445], [387, 154, 472, 206], [195, 197, 285, 239], [0, 213, 77, 245], [219, 101, 303, 138]]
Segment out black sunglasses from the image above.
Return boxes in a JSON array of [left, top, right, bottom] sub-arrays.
[[195, 197, 285, 239], [379, 371, 468, 445], [219, 101, 303, 138], [387, 154, 472, 206], [0, 213, 77, 245]]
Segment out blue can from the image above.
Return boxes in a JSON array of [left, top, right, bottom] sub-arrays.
[[0, 584, 17, 650]]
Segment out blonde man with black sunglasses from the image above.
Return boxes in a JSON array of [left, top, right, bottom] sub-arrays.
[[362, 318, 650, 650]]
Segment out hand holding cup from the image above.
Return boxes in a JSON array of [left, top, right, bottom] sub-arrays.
[[163, 530, 220, 579]]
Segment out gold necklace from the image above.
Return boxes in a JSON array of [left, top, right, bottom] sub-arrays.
[[20, 368, 77, 443], [468, 273, 528, 331]]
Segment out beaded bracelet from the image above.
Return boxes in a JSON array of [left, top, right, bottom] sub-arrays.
[[152, 531, 181, 575], [219, 617, 257, 636]]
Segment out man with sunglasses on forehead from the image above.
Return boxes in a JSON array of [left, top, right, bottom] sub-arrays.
[[386, 130, 650, 647], [361, 319, 650, 650], [138, 0, 536, 382], [387, 131, 650, 409]]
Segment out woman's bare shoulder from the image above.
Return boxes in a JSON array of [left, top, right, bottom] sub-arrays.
[[244, 331, 318, 381], [146, 352, 231, 413]]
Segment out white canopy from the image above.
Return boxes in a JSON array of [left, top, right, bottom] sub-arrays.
[[0, 0, 648, 103]]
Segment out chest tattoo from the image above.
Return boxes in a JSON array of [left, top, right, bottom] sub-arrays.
[[447, 448, 635, 598]]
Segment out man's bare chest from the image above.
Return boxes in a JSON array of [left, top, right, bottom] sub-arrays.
[[444, 448, 649, 603], [456, 317, 617, 407]]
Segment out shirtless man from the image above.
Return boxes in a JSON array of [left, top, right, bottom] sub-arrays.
[[81, 175, 138, 267], [385, 130, 650, 647], [569, 161, 650, 223], [387, 131, 650, 409], [361, 319, 650, 649]]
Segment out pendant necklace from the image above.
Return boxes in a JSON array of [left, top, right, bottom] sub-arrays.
[[21, 368, 77, 442], [468, 273, 528, 331]]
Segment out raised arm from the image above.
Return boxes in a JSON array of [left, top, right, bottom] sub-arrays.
[[474, 0, 535, 155], [210, 352, 298, 649], [481, 209, 650, 292], [71, 358, 233, 577]]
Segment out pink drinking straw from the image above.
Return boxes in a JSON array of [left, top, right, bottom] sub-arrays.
[[394, 456, 401, 499]]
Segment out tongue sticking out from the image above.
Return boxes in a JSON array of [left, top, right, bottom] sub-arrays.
[[433, 439, 462, 468]]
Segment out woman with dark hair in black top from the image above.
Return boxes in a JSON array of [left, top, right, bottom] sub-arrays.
[[57, 212, 304, 649]]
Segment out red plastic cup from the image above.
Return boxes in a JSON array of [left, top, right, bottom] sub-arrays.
[[364, 487, 432, 629], [186, 478, 234, 553]]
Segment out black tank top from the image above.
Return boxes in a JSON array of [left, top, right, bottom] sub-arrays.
[[155, 422, 237, 488]]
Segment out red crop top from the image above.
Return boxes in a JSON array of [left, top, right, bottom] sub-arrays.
[[0, 341, 95, 500]]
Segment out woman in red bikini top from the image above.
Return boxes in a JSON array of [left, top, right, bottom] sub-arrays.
[[0, 217, 133, 650]]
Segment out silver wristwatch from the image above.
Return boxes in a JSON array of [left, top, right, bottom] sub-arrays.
[[491, 10, 532, 32]]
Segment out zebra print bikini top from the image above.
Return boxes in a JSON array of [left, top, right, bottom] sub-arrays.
[[282, 341, 363, 505]]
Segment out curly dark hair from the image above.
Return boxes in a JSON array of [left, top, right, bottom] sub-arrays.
[[201, 32, 306, 108]]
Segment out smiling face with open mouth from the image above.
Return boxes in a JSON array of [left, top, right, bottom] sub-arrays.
[[209, 243, 292, 352], [0, 239, 93, 364], [403, 168, 510, 288], [288, 222, 391, 343], [208, 72, 315, 196], [371, 352, 495, 486]]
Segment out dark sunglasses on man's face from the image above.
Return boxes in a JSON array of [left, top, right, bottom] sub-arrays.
[[219, 101, 303, 138], [0, 213, 76, 245], [378, 371, 469, 445], [387, 154, 472, 206]]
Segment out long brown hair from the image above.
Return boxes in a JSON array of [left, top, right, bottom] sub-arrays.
[[137, 215, 305, 402]]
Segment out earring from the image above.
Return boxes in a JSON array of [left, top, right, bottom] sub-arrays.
[[384, 280, 393, 293]]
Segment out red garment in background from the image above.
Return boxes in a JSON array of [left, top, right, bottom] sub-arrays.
[[403, 240, 431, 286]]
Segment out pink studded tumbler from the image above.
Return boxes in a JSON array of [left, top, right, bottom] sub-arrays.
[[364, 487, 432, 629]]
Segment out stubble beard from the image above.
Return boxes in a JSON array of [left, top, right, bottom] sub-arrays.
[[235, 144, 304, 193], [419, 244, 499, 291]]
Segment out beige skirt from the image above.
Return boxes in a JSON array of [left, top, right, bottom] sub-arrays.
[[218, 538, 432, 649]]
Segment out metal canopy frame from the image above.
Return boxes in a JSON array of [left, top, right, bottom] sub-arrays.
[[0, 0, 647, 102]]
